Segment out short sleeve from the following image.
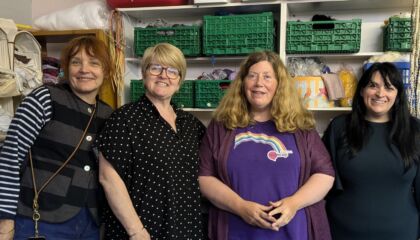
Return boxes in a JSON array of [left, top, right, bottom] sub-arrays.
[[199, 120, 217, 177], [95, 109, 133, 179], [307, 129, 335, 177]]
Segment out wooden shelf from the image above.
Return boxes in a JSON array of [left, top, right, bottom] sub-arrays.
[[30, 29, 108, 56]]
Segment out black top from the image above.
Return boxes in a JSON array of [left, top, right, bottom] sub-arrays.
[[323, 115, 420, 240], [96, 95, 206, 239]]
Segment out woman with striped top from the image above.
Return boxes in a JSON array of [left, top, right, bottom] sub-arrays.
[[0, 36, 113, 240]]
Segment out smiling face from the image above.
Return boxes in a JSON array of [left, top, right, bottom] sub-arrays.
[[68, 48, 104, 103], [144, 61, 181, 102], [244, 60, 278, 115], [362, 71, 398, 122]]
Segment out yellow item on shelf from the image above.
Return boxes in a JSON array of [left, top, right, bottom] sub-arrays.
[[338, 69, 357, 107]]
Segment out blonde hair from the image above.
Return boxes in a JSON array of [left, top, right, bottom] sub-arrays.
[[141, 43, 187, 83], [214, 51, 315, 132]]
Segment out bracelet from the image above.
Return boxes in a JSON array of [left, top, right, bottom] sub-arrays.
[[0, 228, 14, 234]]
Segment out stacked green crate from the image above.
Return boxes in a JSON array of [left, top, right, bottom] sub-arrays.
[[195, 80, 231, 108], [286, 19, 361, 53], [130, 80, 195, 108], [383, 17, 412, 52], [203, 12, 275, 55], [134, 26, 201, 56]]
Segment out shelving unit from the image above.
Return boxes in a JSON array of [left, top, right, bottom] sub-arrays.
[[119, 0, 413, 132]]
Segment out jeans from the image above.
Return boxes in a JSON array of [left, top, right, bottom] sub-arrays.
[[14, 208, 99, 240]]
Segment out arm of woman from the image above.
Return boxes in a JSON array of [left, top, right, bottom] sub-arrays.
[[0, 87, 52, 240], [99, 153, 150, 240], [269, 128, 335, 229], [268, 173, 334, 229], [199, 176, 277, 230]]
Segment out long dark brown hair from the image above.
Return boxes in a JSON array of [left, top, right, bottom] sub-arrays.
[[346, 62, 420, 168]]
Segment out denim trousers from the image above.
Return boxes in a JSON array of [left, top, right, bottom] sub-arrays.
[[14, 208, 99, 240]]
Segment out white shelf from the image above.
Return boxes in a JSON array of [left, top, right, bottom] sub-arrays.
[[182, 107, 351, 112], [183, 108, 215, 112], [126, 57, 140, 63], [287, 0, 412, 13], [118, 1, 281, 19], [126, 56, 246, 64], [287, 52, 385, 59], [309, 107, 351, 111]]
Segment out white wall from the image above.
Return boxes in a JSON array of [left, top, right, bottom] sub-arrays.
[[0, 0, 32, 25], [31, 0, 87, 20]]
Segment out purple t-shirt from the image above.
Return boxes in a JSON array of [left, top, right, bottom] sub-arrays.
[[227, 121, 308, 240]]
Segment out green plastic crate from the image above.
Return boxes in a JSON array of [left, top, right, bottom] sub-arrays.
[[195, 80, 231, 108], [383, 17, 412, 52], [286, 19, 361, 53], [203, 12, 275, 55], [130, 80, 195, 108], [134, 26, 201, 56]]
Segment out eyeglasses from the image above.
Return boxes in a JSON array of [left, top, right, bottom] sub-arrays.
[[147, 64, 180, 79]]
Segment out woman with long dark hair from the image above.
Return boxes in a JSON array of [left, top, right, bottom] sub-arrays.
[[323, 62, 420, 240]]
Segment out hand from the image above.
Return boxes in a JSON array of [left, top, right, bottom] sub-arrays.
[[0, 219, 14, 240], [128, 227, 150, 240], [237, 200, 277, 230], [268, 197, 299, 230]]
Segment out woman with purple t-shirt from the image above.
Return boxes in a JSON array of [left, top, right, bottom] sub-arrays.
[[199, 51, 335, 240]]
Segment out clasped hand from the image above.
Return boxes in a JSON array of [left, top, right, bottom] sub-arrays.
[[237, 197, 298, 231]]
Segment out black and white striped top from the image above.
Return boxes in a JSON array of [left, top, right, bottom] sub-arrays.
[[0, 86, 52, 219]]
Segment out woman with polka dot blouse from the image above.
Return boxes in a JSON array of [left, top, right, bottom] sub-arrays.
[[96, 43, 206, 240]]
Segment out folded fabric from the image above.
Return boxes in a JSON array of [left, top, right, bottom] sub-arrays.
[[42, 56, 60, 68], [321, 73, 345, 100], [43, 68, 59, 76], [42, 64, 59, 70]]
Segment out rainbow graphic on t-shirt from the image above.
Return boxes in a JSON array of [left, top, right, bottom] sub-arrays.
[[234, 131, 293, 162]]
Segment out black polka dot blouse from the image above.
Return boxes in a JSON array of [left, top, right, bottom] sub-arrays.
[[96, 95, 206, 240]]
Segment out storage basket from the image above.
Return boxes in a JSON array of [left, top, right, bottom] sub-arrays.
[[383, 17, 412, 52], [195, 80, 231, 108], [202, 12, 275, 55], [134, 26, 201, 56], [286, 19, 361, 53], [130, 79, 195, 108]]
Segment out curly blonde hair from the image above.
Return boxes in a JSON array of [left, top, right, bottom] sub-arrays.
[[213, 51, 315, 132]]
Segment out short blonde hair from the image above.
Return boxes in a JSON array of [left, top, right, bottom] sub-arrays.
[[141, 43, 187, 83], [214, 51, 315, 132]]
